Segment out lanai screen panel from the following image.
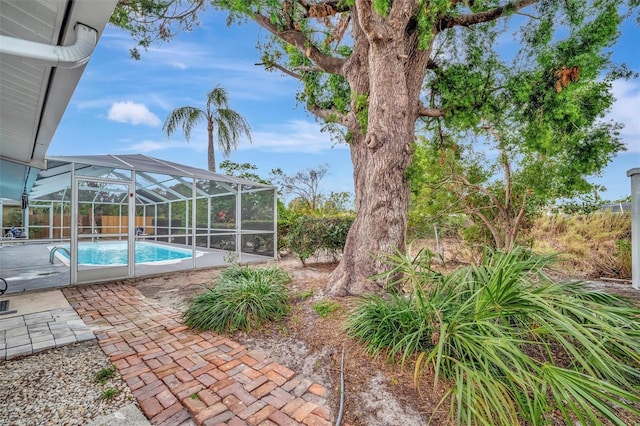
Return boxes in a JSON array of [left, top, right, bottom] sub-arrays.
[[241, 185, 276, 258], [196, 179, 238, 251]]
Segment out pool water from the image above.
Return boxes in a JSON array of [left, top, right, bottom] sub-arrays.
[[58, 242, 193, 265]]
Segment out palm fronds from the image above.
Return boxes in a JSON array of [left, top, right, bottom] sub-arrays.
[[346, 247, 640, 425], [183, 265, 291, 333]]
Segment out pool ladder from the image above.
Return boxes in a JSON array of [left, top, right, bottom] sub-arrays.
[[49, 246, 70, 264]]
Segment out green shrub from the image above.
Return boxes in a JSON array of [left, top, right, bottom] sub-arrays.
[[285, 215, 354, 264], [183, 265, 291, 333], [345, 247, 640, 426], [277, 200, 301, 252]]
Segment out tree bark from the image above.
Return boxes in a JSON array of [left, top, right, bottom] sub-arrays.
[[326, 130, 412, 295], [207, 121, 215, 172], [327, 4, 422, 295]]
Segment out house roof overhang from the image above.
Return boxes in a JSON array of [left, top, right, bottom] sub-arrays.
[[0, 0, 118, 202]]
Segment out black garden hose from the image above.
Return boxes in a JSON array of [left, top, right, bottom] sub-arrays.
[[336, 347, 345, 426]]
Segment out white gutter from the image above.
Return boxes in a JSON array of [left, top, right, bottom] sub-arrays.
[[0, 23, 97, 69], [0, 155, 47, 170]]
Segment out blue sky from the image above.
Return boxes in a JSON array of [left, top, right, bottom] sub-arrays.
[[50, 7, 639, 203]]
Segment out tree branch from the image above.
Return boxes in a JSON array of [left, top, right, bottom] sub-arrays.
[[254, 13, 345, 74], [510, 192, 529, 249], [387, 1, 418, 32], [471, 208, 504, 249], [256, 62, 302, 80], [451, 173, 508, 219], [307, 103, 348, 126], [451, 187, 504, 248], [481, 123, 512, 212], [436, 0, 539, 31], [427, 58, 439, 70], [293, 65, 323, 73], [298, 0, 351, 17], [516, 11, 540, 20], [418, 103, 446, 117]]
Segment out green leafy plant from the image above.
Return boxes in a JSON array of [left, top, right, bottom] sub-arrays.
[[296, 289, 314, 300], [345, 247, 640, 425], [100, 387, 121, 400], [313, 300, 341, 318], [183, 265, 291, 333], [93, 366, 116, 385], [286, 215, 354, 265]]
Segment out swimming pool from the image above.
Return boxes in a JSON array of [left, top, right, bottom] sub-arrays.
[[53, 241, 196, 266]]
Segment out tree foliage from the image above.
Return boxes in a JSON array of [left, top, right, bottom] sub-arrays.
[[270, 164, 328, 212], [219, 160, 270, 184], [111, 0, 205, 59], [407, 13, 631, 249], [270, 164, 353, 215]]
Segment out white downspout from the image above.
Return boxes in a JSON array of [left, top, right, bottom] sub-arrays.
[[0, 23, 97, 69]]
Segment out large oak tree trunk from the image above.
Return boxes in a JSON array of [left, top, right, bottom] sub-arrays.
[[326, 129, 412, 295], [327, 14, 418, 295]]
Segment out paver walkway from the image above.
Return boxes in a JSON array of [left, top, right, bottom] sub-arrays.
[[0, 306, 95, 360], [63, 283, 333, 426]]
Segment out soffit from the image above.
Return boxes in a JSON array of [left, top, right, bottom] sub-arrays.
[[0, 0, 117, 201]]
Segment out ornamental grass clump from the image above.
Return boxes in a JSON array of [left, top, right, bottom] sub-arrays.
[[345, 247, 640, 426], [183, 265, 291, 333]]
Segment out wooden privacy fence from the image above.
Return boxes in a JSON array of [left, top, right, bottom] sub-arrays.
[[28, 214, 153, 238], [97, 216, 154, 235]]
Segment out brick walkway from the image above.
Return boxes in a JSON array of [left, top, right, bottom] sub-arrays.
[[63, 283, 333, 426]]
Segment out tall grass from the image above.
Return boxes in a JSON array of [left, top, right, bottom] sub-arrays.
[[529, 212, 631, 279], [183, 265, 291, 333], [345, 247, 640, 425]]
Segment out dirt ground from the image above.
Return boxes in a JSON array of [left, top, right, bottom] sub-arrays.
[[133, 253, 638, 426]]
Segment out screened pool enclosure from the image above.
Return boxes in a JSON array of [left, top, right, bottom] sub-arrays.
[[5, 154, 277, 285]]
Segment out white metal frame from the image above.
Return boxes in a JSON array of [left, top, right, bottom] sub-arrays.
[[628, 168, 640, 289], [71, 172, 133, 284]]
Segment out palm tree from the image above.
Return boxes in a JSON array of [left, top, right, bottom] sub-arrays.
[[163, 85, 252, 172]]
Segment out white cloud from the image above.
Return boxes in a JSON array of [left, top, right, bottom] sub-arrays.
[[608, 79, 640, 153], [170, 62, 188, 70], [76, 98, 116, 110], [147, 94, 174, 111], [107, 101, 162, 127], [245, 120, 348, 153], [120, 120, 341, 155], [121, 139, 201, 153]]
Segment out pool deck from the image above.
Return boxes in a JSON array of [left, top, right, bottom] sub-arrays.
[[0, 240, 272, 294]]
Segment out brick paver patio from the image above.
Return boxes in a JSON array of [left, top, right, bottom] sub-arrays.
[[63, 283, 333, 426]]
